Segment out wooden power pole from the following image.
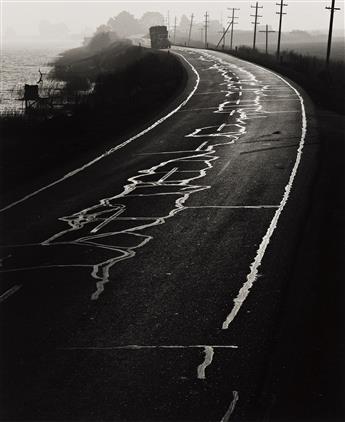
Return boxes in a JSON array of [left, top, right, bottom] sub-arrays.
[[227, 7, 240, 50], [326, 0, 340, 66], [188, 13, 194, 46], [204, 11, 209, 48], [173, 16, 177, 44], [218, 27, 226, 49], [216, 19, 233, 49], [259, 24, 275, 54], [251, 2, 263, 50], [166, 10, 170, 31], [200, 27, 204, 43], [276, 0, 288, 59]]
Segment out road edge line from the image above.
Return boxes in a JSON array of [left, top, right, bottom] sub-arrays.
[[214, 51, 308, 329]]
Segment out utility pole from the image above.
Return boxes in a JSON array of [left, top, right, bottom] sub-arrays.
[[251, 2, 263, 50], [326, 0, 340, 66], [166, 10, 170, 35], [276, 0, 288, 59], [228, 8, 240, 51], [204, 11, 209, 48], [218, 27, 226, 49], [200, 27, 204, 43], [216, 19, 233, 49], [259, 24, 275, 54], [227, 7, 240, 50], [188, 13, 194, 46], [199, 26, 204, 42], [173, 16, 177, 44]]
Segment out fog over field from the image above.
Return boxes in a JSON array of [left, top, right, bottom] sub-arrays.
[[3, 0, 345, 43]]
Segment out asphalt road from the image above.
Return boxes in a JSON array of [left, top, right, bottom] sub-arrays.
[[0, 48, 319, 421]]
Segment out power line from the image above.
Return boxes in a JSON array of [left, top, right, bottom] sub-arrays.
[[326, 0, 341, 66], [188, 13, 194, 46], [259, 24, 275, 54], [251, 2, 263, 50], [276, 0, 288, 58], [227, 7, 240, 50]]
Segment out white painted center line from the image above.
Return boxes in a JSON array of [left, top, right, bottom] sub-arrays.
[[60, 344, 238, 381], [60, 345, 239, 350], [186, 205, 279, 209]]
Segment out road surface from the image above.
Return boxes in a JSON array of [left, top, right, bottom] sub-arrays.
[[0, 48, 318, 421]]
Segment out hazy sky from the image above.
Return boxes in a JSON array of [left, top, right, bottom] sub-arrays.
[[2, 0, 345, 38]]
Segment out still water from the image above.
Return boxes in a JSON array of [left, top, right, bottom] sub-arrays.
[[0, 41, 79, 113]]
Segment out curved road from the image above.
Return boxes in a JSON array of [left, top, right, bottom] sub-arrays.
[[0, 48, 318, 421]]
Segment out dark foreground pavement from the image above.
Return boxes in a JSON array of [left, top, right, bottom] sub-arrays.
[[262, 108, 345, 422], [0, 48, 339, 421]]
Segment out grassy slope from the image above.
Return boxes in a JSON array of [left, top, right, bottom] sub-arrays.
[[227, 46, 345, 115], [264, 109, 345, 422]]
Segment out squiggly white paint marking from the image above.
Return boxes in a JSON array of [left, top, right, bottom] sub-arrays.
[[1, 51, 308, 396], [197, 346, 214, 379], [0, 52, 200, 213], [1, 49, 297, 308], [220, 53, 307, 330]]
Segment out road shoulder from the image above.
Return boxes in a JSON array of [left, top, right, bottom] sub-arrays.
[[262, 106, 345, 421]]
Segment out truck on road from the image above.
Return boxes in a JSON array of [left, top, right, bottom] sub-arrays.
[[149, 26, 170, 49]]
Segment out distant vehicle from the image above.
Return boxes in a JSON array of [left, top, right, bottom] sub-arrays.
[[149, 26, 170, 49]]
